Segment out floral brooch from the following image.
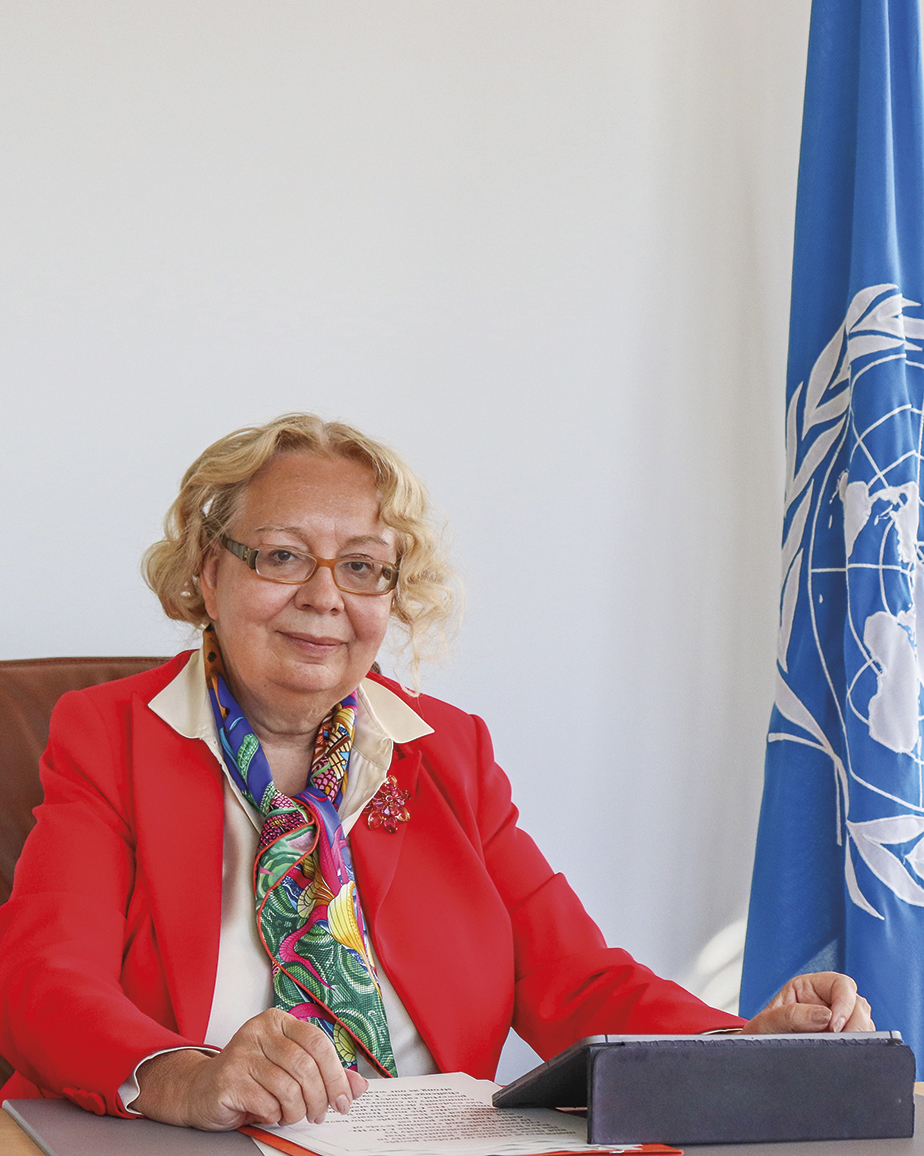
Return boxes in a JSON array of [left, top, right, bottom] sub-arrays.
[[364, 775, 410, 833]]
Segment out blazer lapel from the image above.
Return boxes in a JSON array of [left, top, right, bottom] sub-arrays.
[[350, 744, 421, 929], [130, 694, 224, 1043]]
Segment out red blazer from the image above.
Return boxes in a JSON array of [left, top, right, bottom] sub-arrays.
[[0, 654, 743, 1116]]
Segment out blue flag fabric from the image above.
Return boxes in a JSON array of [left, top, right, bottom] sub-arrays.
[[740, 0, 924, 1071]]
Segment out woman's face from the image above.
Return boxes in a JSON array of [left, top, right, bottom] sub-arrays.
[[199, 451, 396, 730]]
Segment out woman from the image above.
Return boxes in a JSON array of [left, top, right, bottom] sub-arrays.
[[0, 414, 873, 1132]]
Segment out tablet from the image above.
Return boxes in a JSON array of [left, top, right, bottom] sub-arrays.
[[492, 1032, 915, 1145]]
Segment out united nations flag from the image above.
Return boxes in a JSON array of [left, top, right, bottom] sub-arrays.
[[740, 0, 924, 1073]]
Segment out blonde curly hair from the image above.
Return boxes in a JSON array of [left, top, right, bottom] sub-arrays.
[[143, 414, 456, 684]]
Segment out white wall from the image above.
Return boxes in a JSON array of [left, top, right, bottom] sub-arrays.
[[0, 0, 810, 1074]]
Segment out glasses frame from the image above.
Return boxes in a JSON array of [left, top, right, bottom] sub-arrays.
[[220, 535, 399, 596]]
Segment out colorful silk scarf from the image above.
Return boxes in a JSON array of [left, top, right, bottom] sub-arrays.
[[203, 629, 397, 1076]]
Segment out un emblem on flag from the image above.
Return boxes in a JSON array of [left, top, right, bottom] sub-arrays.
[[776, 283, 924, 916]]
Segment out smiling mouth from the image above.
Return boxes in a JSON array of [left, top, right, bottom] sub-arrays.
[[282, 632, 345, 651]]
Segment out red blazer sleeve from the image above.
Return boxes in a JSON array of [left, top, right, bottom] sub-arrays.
[[353, 679, 744, 1080], [0, 662, 222, 1116], [468, 715, 745, 1052]]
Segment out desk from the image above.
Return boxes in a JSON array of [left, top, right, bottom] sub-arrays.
[[3, 1091, 924, 1155], [0, 1108, 40, 1156]]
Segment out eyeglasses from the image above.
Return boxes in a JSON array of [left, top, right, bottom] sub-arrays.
[[220, 536, 399, 596]]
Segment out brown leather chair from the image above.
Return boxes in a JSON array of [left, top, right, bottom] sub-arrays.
[[0, 656, 167, 1085]]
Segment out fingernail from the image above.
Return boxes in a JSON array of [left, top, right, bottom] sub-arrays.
[[832, 1016, 846, 1032], [811, 1006, 833, 1026], [335, 1095, 351, 1116], [313, 1111, 327, 1125]]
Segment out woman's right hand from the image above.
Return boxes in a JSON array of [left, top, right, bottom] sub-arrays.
[[133, 1008, 368, 1131]]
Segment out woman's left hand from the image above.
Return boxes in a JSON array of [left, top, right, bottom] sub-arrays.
[[742, 972, 874, 1034]]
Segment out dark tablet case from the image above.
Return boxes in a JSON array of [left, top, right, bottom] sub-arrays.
[[492, 1032, 916, 1145]]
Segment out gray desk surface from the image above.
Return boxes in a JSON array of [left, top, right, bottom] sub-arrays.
[[2, 1101, 257, 1155], [4, 1093, 924, 1155]]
